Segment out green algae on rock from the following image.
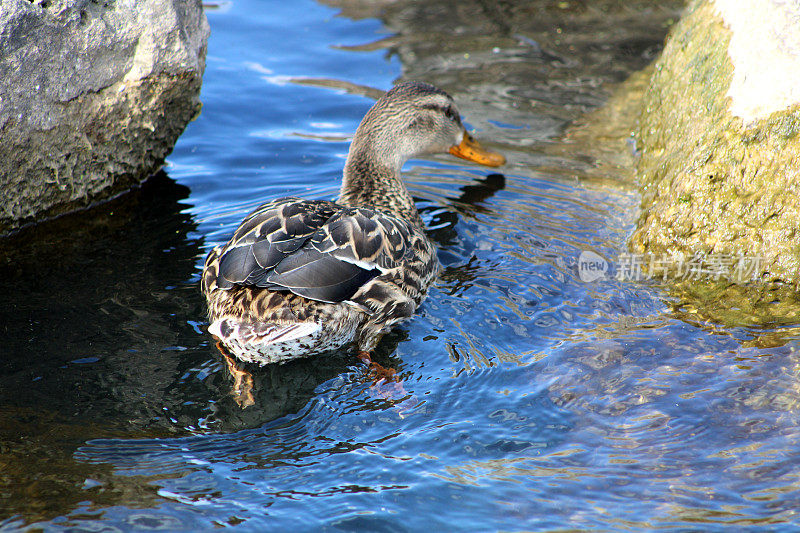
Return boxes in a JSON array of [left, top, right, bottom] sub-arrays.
[[632, 0, 800, 287]]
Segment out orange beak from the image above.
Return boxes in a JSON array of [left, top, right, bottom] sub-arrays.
[[449, 132, 506, 167]]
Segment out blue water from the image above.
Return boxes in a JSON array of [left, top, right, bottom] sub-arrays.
[[4, 0, 800, 531]]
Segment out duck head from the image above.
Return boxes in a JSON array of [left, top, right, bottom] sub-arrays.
[[347, 80, 506, 173]]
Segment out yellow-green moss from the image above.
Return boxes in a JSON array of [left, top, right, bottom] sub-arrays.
[[666, 278, 800, 327], [632, 0, 800, 287]]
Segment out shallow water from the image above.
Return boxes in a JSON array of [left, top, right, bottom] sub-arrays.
[[4, 0, 800, 530]]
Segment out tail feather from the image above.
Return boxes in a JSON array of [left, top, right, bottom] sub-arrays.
[[209, 318, 321, 346]]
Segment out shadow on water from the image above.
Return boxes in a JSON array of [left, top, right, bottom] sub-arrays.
[[0, 161, 508, 524], [0, 171, 205, 434], [423, 172, 506, 245], [0, 171, 209, 521]]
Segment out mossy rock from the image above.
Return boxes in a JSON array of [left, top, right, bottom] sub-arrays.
[[632, 0, 800, 287]]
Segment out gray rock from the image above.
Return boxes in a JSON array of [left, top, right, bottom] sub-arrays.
[[0, 0, 209, 235]]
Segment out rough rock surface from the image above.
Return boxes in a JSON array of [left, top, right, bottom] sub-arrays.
[[632, 0, 800, 286], [0, 0, 209, 235]]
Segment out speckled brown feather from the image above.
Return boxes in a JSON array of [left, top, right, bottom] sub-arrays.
[[203, 196, 439, 363]]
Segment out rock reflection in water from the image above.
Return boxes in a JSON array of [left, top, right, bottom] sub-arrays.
[[0, 172, 204, 522], [0, 172, 205, 433]]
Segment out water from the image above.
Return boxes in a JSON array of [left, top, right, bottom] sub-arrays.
[[4, 0, 800, 530]]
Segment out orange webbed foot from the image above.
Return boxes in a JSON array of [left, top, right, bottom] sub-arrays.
[[356, 351, 418, 416], [357, 350, 398, 383], [218, 342, 255, 409]]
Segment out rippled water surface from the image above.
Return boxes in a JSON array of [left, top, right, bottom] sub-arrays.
[[5, 0, 800, 530]]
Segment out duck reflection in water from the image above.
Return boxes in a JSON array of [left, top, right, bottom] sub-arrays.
[[202, 81, 505, 405]]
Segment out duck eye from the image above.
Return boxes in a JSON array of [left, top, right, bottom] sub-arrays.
[[445, 107, 458, 122]]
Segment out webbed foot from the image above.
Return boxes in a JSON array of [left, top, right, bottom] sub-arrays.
[[357, 350, 398, 382], [218, 342, 255, 409]]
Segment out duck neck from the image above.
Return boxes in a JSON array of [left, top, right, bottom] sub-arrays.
[[339, 144, 423, 227]]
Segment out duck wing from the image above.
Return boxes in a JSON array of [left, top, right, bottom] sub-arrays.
[[213, 197, 337, 288], [211, 198, 421, 304]]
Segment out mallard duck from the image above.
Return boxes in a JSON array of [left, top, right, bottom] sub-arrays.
[[202, 80, 505, 366]]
